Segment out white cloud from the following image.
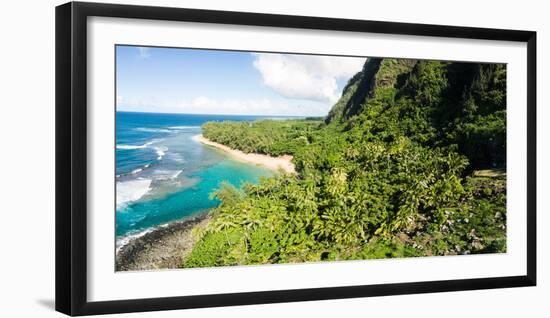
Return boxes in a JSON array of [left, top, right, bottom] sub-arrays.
[[116, 95, 163, 111], [137, 47, 151, 59], [117, 53, 365, 116], [178, 96, 329, 116], [252, 53, 365, 103], [116, 95, 330, 116]]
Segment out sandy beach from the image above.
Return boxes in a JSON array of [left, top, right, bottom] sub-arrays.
[[193, 134, 296, 174], [116, 214, 210, 271]]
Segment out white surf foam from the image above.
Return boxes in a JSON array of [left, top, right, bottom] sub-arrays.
[[155, 146, 168, 160], [172, 170, 182, 179], [151, 169, 183, 180], [130, 164, 150, 175], [116, 178, 152, 208], [116, 218, 188, 253], [116, 140, 157, 150], [191, 134, 202, 143], [169, 125, 201, 130], [116, 144, 145, 150], [135, 127, 173, 133], [116, 228, 154, 253], [166, 152, 185, 163]]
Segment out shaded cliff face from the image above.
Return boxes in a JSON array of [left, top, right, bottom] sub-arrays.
[[326, 58, 506, 168], [326, 58, 417, 122]]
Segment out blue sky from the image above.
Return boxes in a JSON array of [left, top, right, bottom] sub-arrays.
[[116, 45, 366, 116]]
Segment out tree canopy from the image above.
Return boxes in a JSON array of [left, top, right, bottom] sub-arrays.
[[183, 58, 507, 267]]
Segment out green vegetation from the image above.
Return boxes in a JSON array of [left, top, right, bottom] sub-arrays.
[[202, 119, 321, 156], [183, 58, 507, 268]]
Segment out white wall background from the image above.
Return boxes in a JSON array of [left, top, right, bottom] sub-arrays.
[[0, 0, 547, 316]]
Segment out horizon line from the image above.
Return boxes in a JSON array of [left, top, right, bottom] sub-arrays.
[[116, 109, 327, 118]]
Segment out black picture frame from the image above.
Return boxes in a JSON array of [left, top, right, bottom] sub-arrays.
[[55, 1, 537, 316]]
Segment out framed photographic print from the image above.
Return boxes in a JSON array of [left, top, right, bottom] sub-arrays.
[[55, 1, 536, 316]]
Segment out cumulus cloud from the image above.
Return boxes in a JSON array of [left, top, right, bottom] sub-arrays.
[[252, 53, 365, 103], [117, 53, 365, 116], [117, 95, 330, 116], [117, 95, 158, 109], [177, 96, 329, 116]]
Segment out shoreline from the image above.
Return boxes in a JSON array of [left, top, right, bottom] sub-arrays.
[[115, 213, 210, 271], [193, 134, 296, 174], [115, 134, 295, 271]]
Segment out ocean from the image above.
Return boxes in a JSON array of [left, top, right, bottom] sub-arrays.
[[115, 111, 283, 250]]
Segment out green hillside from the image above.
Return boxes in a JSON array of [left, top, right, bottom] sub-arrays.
[[183, 58, 507, 267]]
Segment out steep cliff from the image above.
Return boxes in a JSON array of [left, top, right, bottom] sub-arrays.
[[327, 58, 506, 168]]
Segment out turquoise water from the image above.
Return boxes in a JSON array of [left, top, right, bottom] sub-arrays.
[[116, 112, 282, 248]]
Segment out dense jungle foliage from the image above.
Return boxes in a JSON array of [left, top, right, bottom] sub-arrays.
[[183, 58, 507, 268], [202, 120, 322, 156]]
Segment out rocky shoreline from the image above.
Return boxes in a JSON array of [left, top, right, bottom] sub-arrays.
[[115, 213, 210, 271]]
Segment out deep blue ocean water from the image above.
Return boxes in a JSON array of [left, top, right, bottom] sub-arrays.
[[115, 111, 286, 249]]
